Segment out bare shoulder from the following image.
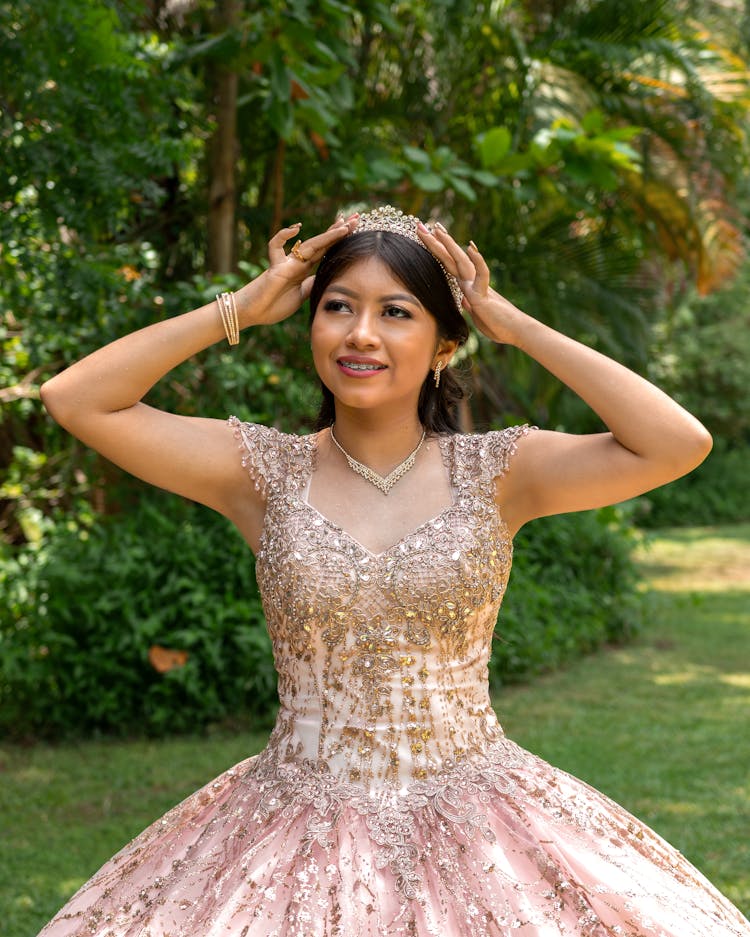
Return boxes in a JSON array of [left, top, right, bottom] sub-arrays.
[[145, 411, 268, 549], [491, 428, 550, 534], [495, 426, 694, 535]]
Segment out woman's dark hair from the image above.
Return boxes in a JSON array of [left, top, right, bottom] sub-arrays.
[[308, 231, 470, 433]]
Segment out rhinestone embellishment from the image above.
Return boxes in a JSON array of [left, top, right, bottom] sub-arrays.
[[330, 425, 426, 495], [354, 206, 464, 312]]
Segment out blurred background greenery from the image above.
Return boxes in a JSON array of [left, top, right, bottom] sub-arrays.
[[1, 0, 749, 738]]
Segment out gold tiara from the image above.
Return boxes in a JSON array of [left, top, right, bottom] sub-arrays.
[[353, 206, 463, 312]]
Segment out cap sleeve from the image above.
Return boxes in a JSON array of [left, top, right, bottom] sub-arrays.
[[451, 425, 537, 494], [482, 424, 537, 483], [228, 416, 285, 499]]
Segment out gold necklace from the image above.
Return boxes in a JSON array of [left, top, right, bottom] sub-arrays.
[[329, 425, 426, 495]]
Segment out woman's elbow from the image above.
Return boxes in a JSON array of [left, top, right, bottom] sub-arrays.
[[40, 376, 74, 427], [676, 422, 713, 476]]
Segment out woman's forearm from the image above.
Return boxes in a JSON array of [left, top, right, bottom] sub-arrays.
[[508, 310, 712, 470], [40, 219, 355, 430], [40, 281, 263, 427], [417, 223, 712, 477]]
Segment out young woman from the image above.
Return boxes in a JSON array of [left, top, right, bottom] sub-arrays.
[[38, 206, 748, 936]]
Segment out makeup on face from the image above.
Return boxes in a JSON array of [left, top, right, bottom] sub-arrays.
[[311, 257, 440, 405]]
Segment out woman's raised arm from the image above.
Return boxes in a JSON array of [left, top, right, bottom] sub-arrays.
[[417, 223, 713, 536], [40, 217, 356, 534]]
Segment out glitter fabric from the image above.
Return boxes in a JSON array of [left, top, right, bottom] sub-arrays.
[[39, 421, 750, 937]]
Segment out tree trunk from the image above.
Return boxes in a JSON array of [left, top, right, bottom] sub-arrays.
[[270, 136, 287, 235], [207, 0, 241, 274]]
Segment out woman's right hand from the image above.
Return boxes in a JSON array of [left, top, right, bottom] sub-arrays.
[[239, 214, 359, 326], [39, 210, 360, 551]]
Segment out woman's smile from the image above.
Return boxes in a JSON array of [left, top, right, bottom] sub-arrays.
[[336, 355, 388, 377]]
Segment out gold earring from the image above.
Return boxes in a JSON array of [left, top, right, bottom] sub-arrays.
[[433, 361, 444, 388]]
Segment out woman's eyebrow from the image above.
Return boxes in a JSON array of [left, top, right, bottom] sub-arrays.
[[326, 284, 420, 304]]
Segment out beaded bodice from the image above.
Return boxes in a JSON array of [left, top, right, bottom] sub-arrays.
[[229, 418, 533, 794]]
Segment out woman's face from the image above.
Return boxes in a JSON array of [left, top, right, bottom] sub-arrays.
[[311, 255, 453, 417]]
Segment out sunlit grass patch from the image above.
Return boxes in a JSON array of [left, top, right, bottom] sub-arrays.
[[634, 523, 750, 591]]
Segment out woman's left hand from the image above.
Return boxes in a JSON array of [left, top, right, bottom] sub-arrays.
[[417, 222, 526, 346], [419, 221, 712, 535]]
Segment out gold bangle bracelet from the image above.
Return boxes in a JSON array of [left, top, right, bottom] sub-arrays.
[[216, 291, 240, 346]]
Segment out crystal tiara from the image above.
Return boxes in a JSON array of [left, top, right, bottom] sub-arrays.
[[352, 206, 463, 312]]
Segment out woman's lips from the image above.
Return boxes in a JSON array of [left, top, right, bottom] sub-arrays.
[[336, 358, 387, 378]]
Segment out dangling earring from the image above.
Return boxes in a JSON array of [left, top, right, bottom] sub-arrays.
[[433, 361, 444, 388]]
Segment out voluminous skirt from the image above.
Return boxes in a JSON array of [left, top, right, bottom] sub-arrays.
[[39, 737, 750, 937]]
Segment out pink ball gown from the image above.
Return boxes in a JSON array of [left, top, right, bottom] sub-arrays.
[[39, 420, 750, 936]]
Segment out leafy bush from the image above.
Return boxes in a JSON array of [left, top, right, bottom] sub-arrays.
[[0, 494, 276, 739], [1, 495, 642, 739], [649, 269, 750, 446], [490, 506, 642, 686], [633, 440, 750, 528]]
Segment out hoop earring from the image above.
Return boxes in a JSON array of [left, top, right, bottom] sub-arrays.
[[433, 361, 444, 388]]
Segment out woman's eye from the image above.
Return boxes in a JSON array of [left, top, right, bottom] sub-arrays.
[[323, 299, 351, 313], [383, 305, 411, 319]]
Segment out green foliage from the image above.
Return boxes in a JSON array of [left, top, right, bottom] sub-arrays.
[[0, 498, 641, 739], [1, 0, 748, 737], [634, 440, 750, 528], [0, 495, 277, 739], [0, 0, 196, 239], [491, 506, 642, 684]]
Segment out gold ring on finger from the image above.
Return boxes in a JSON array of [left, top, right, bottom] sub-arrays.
[[291, 240, 308, 262]]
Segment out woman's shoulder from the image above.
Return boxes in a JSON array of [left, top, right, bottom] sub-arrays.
[[227, 417, 318, 494], [450, 423, 538, 450], [448, 423, 538, 482], [454, 423, 537, 441], [228, 415, 322, 446]]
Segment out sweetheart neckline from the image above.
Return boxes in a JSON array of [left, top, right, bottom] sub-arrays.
[[254, 429, 514, 561], [300, 432, 458, 558], [298, 496, 460, 559]]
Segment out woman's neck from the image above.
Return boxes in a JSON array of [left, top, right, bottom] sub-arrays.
[[328, 408, 425, 475]]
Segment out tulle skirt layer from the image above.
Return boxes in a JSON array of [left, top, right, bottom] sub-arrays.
[[39, 738, 750, 937]]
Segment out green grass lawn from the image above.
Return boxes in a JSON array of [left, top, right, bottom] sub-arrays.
[[1, 525, 749, 935], [497, 524, 750, 916]]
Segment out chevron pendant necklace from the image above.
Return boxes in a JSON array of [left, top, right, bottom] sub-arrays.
[[329, 426, 426, 495]]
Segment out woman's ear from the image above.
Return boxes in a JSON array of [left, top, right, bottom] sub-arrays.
[[436, 338, 459, 362]]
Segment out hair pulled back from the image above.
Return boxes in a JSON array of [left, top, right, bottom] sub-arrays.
[[308, 231, 469, 433]]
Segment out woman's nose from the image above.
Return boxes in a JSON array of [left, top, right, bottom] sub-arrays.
[[345, 311, 380, 348]]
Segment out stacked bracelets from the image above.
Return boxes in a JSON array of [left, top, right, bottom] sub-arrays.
[[216, 291, 240, 346]]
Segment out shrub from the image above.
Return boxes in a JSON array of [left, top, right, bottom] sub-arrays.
[[490, 505, 642, 686], [1, 494, 642, 738], [633, 440, 750, 528], [0, 494, 276, 739]]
